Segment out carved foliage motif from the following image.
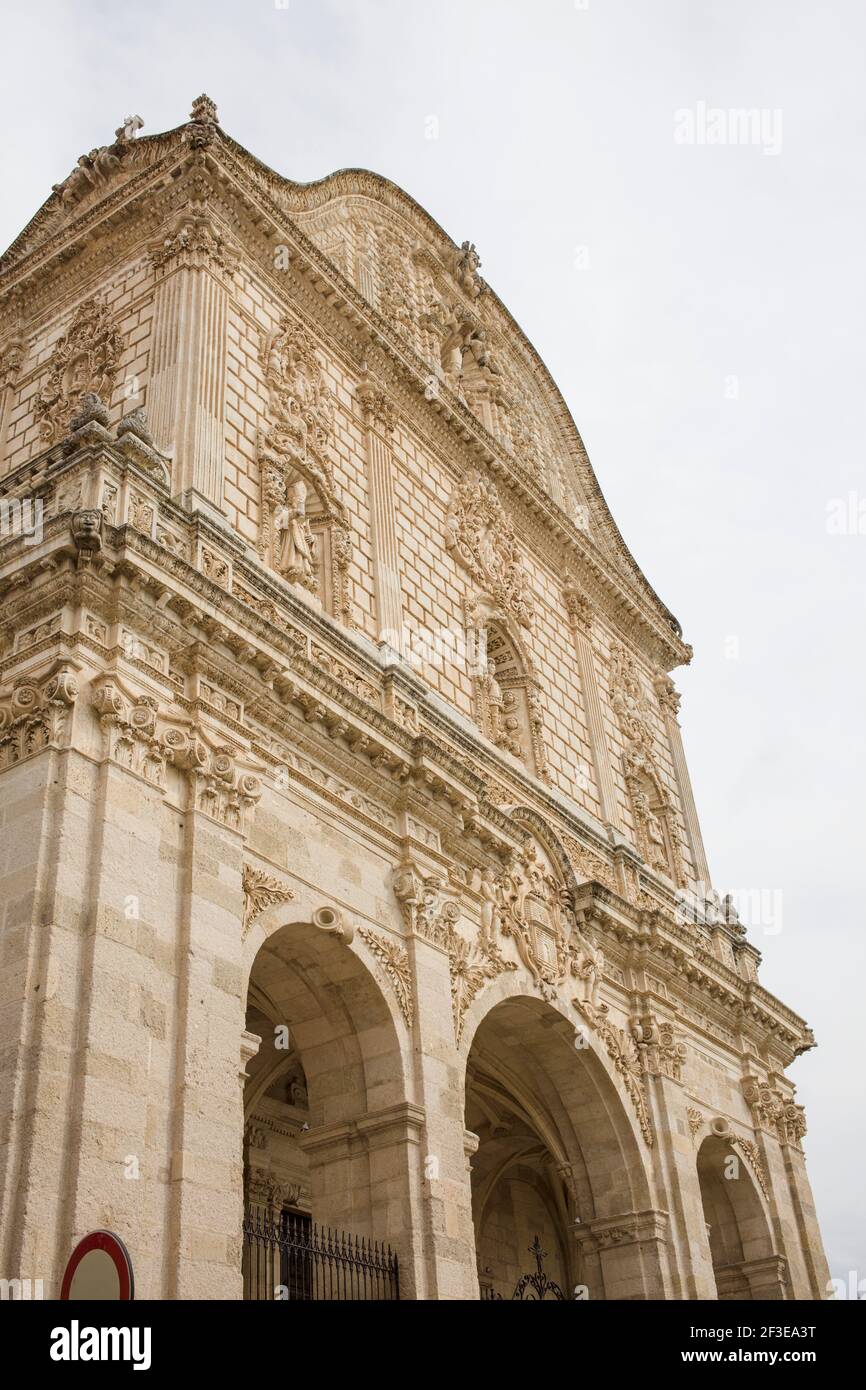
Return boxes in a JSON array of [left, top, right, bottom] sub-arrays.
[[242, 865, 296, 940], [561, 832, 618, 894], [573, 997, 654, 1146], [733, 1136, 770, 1199], [446, 470, 534, 627], [392, 866, 514, 1040], [35, 298, 122, 442], [687, 1107, 705, 1139], [358, 925, 414, 1027]]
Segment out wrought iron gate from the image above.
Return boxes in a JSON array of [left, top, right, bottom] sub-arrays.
[[243, 1209, 399, 1301]]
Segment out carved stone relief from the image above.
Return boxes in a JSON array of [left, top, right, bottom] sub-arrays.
[[35, 298, 122, 442]]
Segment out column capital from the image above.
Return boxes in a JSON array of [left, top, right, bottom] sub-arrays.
[[357, 376, 397, 436]]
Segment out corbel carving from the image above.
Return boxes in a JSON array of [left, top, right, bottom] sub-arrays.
[[71, 509, 103, 554], [115, 407, 171, 485], [0, 667, 79, 770], [633, 1013, 687, 1082], [90, 677, 263, 830]]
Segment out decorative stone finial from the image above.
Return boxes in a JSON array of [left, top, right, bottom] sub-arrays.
[[116, 406, 154, 447], [114, 115, 144, 143], [115, 405, 171, 486], [190, 94, 218, 126], [69, 392, 110, 432]]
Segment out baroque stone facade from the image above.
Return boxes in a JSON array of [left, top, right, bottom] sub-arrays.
[[0, 98, 829, 1301]]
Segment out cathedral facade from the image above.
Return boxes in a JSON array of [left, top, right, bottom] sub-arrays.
[[0, 97, 829, 1301]]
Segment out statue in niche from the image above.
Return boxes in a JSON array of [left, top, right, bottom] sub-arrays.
[[633, 787, 669, 875], [274, 477, 317, 590], [480, 659, 504, 734], [576, 931, 605, 1011]]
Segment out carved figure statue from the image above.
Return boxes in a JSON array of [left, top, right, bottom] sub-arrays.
[[274, 478, 316, 587], [479, 868, 499, 943], [577, 933, 605, 1009]]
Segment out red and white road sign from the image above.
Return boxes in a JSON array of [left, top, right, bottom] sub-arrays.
[[60, 1230, 134, 1300]]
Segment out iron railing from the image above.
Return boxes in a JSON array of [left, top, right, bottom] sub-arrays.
[[242, 1209, 399, 1301]]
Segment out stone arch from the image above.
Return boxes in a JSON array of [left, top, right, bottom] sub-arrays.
[[241, 910, 417, 1294], [696, 1135, 782, 1299], [506, 805, 582, 902], [462, 982, 666, 1299]]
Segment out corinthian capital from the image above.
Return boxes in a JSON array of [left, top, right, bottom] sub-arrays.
[[357, 377, 397, 436]]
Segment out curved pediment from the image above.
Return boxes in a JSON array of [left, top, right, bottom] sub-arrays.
[[219, 145, 684, 637], [0, 96, 685, 652]]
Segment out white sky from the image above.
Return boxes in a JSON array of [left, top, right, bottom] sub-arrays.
[[2, 0, 862, 1292]]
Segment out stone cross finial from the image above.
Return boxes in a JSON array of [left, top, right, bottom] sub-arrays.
[[190, 94, 219, 125]]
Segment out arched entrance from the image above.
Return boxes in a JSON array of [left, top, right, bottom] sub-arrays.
[[464, 991, 666, 1300], [241, 917, 409, 1299], [696, 1135, 784, 1299]]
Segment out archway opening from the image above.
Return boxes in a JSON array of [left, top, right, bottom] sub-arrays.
[[696, 1136, 780, 1299], [241, 920, 405, 1300], [465, 994, 656, 1300]]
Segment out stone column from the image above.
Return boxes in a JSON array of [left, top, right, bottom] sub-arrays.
[[357, 380, 404, 648], [393, 863, 481, 1300], [653, 674, 711, 886], [573, 1210, 671, 1300], [147, 209, 237, 519], [165, 783, 257, 1300], [298, 1100, 426, 1298], [0, 671, 84, 1297], [0, 337, 24, 471], [741, 1076, 830, 1300], [638, 1030, 719, 1299], [562, 574, 620, 828]]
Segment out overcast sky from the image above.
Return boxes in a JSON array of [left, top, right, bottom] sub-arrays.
[[2, 0, 862, 1294]]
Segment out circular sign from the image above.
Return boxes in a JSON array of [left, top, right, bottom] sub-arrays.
[[60, 1231, 134, 1301]]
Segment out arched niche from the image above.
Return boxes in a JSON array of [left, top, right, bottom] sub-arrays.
[[696, 1135, 783, 1300], [467, 594, 549, 780]]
